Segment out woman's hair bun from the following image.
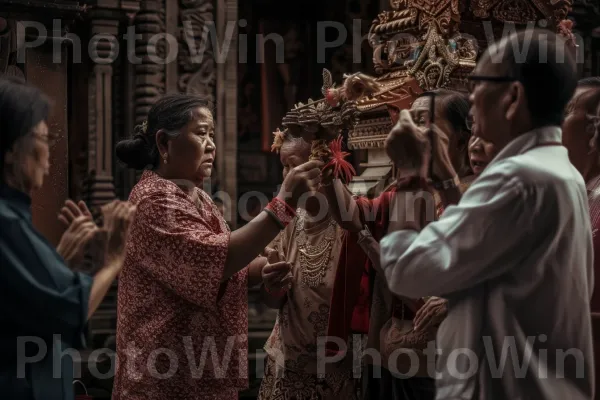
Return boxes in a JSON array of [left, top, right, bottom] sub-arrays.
[[115, 132, 155, 170]]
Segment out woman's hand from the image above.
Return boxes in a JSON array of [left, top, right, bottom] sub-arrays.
[[58, 199, 93, 226], [278, 159, 324, 208], [413, 296, 448, 332], [100, 200, 137, 270], [56, 215, 98, 263], [262, 248, 292, 294]]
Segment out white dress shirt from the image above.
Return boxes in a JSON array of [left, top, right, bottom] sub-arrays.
[[380, 126, 594, 399]]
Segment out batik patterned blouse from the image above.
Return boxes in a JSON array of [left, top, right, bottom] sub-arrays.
[[112, 171, 248, 400]]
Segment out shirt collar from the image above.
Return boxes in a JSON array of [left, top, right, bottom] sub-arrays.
[[0, 183, 32, 218], [490, 125, 563, 167]]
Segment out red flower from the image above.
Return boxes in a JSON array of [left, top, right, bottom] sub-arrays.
[[323, 135, 356, 183], [325, 88, 340, 107]]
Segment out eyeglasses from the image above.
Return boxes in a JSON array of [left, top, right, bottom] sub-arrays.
[[467, 75, 519, 93]]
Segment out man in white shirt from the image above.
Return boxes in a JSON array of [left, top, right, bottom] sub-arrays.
[[380, 29, 594, 399]]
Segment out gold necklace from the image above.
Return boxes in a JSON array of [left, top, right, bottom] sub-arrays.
[[296, 209, 336, 288]]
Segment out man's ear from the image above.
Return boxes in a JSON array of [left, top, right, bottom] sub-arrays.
[[504, 82, 524, 122]]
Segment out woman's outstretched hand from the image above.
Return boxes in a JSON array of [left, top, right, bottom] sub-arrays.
[[278, 160, 324, 208]]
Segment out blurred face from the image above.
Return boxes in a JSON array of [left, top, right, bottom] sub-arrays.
[[158, 107, 215, 186], [468, 135, 497, 176], [280, 138, 311, 180], [4, 120, 52, 193], [411, 96, 463, 172], [562, 87, 600, 174]]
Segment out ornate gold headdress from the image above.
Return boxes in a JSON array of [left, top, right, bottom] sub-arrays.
[[271, 69, 379, 182]]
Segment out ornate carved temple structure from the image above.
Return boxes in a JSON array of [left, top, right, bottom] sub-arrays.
[[348, 0, 600, 196], [0, 0, 599, 398]]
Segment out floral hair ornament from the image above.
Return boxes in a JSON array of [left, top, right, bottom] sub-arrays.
[[271, 128, 285, 153], [141, 120, 148, 133], [558, 19, 578, 48], [322, 135, 356, 184]]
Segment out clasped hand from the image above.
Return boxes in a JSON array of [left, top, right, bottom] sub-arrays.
[[57, 199, 136, 271], [262, 248, 293, 294]]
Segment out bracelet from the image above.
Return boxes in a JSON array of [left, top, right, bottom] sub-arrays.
[[265, 197, 296, 228], [431, 176, 460, 190]]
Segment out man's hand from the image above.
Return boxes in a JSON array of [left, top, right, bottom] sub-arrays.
[[413, 296, 448, 332], [385, 109, 457, 181], [428, 124, 457, 181], [262, 248, 293, 294], [385, 109, 430, 175]]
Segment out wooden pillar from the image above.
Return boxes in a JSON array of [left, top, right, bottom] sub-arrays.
[[83, 18, 119, 207], [133, 0, 164, 125]]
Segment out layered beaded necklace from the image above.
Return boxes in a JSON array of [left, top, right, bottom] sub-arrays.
[[295, 209, 337, 288]]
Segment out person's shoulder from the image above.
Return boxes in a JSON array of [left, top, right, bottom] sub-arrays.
[[130, 171, 192, 206], [0, 200, 20, 222]]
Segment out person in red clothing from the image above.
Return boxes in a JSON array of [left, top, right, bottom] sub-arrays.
[[324, 89, 473, 400], [562, 77, 600, 310], [112, 94, 321, 400]]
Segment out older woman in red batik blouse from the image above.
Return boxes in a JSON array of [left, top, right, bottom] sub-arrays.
[[112, 94, 323, 400]]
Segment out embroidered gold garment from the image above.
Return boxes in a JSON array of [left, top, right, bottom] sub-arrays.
[[259, 210, 359, 399]]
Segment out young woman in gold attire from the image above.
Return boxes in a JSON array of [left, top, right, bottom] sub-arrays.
[[258, 129, 360, 400]]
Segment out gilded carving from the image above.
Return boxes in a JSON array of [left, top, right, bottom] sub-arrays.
[[471, 0, 573, 25]]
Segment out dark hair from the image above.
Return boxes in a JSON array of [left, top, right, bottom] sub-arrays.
[[578, 77, 600, 88], [116, 94, 213, 170], [577, 77, 600, 113], [0, 77, 51, 182], [418, 89, 471, 175], [488, 29, 576, 127]]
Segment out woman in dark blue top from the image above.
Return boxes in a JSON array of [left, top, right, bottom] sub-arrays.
[[0, 77, 136, 399]]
